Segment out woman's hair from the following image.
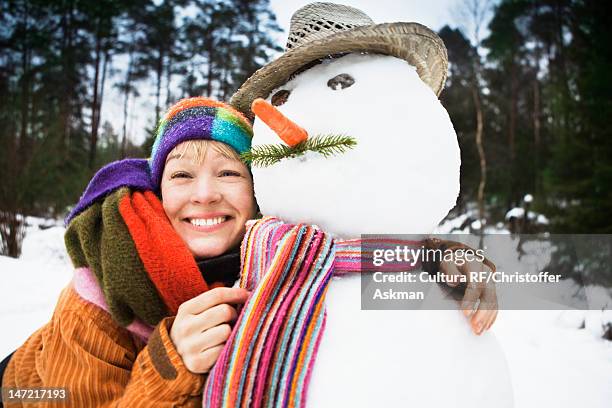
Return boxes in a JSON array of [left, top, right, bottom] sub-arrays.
[[165, 140, 242, 165]]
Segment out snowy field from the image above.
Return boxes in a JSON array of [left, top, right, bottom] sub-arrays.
[[1, 218, 611, 407], [0, 218, 72, 357]]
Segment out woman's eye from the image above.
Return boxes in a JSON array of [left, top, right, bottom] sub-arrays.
[[327, 73, 354, 90], [271, 89, 291, 106], [219, 170, 241, 177], [170, 171, 191, 179]]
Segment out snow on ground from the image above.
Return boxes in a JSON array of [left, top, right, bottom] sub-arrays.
[[495, 309, 612, 407], [1, 218, 611, 406], [0, 218, 72, 358]]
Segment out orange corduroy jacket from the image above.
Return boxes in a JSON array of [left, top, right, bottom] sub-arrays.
[[1, 284, 205, 407]]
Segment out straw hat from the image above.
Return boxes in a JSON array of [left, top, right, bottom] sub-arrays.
[[231, 2, 448, 119]]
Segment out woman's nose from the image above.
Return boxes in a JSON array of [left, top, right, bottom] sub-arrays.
[[190, 178, 222, 205]]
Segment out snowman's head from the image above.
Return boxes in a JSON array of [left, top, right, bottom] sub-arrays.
[[249, 53, 460, 238]]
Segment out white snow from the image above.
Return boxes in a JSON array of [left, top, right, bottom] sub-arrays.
[[494, 309, 612, 408], [435, 212, 471, 233], [537, 214, 549, 225], [506, 207, 526, 220], [505, 207, 549, 225], [0, 219, 72, 358]]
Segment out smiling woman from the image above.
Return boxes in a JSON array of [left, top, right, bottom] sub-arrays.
[[161, 140, 257, 259], [1, 97, 259, 407]]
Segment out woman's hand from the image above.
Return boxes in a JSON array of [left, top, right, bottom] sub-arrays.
[[170, 287, 250, 374], [440, 259, 498, 335]]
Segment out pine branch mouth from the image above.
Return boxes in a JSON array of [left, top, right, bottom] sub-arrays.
[[241, 134, 357, 168]]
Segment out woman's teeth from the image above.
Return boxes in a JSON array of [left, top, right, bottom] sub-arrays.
[[189, 216, 227, 226]]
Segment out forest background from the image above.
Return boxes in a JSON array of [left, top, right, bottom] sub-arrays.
[[1, 0, 611, 257]]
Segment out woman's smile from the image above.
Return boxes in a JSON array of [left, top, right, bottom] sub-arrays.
[[182, 214, 234, 234]]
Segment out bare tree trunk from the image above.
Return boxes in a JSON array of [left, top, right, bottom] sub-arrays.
[[155, 50, 164, 125], [18, 0, 31, 163], [60, 1, 75, 153], [3, 2, 29, 257], [165, 54, 172, 107], [99, 47, 110, 126], [553, 0, 572, 133], [89, 18, 102, 168], [461, 0, 491, 223], [472, 84, 486, 222], [206, 39, 214, 97], [533, 75, 541, 190], [121, 50, 134, 158], [509, 63, 517, 162], [221, 63, 230, 101], [529, 1, 543, 198], [121, 91, 130, 157], [0, 211, 26, 258], [221, 28, 234, 101], [189, 61, 196, 96], [121, 92, 129, 158]]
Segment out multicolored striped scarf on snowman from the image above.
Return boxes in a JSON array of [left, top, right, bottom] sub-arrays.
[[203, 216, 422, 407]]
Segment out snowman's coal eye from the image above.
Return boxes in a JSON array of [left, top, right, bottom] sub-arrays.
[[271, 90, 291, 106], [327, 73, 354, 90]]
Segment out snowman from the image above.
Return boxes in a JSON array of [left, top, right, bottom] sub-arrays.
[[218, 3, 514, 407]]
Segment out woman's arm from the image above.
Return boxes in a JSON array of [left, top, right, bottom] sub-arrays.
[[3, 287, 205, 407]]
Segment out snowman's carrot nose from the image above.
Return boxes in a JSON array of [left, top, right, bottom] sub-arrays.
[[251, 98, 308, 147]]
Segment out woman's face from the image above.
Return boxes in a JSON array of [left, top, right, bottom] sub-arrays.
[[161, 143, 256, 259]]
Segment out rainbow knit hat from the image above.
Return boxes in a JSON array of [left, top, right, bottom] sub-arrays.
[[149, 97, 253, 188]]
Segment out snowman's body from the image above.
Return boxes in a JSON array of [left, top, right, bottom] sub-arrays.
[[307, 276, 513, 407], [251, 54, 513, 407]]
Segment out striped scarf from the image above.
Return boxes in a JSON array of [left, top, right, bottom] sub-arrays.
[[203, 217, 422, 407]]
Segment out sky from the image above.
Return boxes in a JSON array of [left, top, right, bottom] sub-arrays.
[[101, 0, 464, 146], [271, 0, 461, 35]]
